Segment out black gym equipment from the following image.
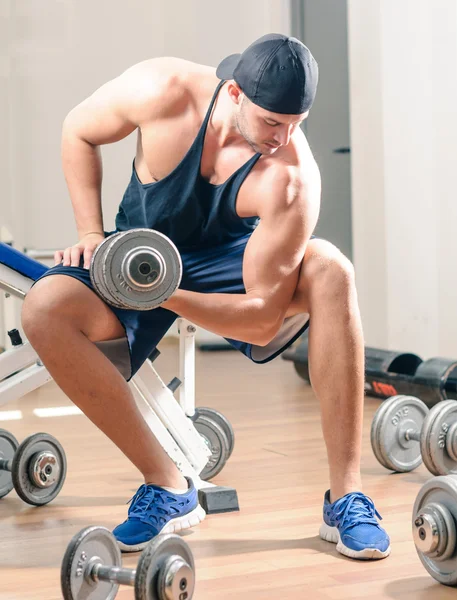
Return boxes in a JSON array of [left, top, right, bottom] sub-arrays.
[[283, 335, 457, 407]]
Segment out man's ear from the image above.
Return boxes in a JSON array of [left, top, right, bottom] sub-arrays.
[[226, 81, 243, 106]]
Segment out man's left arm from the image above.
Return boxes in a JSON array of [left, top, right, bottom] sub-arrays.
[[162, 168, 320, 345]]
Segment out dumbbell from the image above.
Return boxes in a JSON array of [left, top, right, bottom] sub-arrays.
[[90, 229, 182, 310], [0, 428, 67, 505], [61, 526, 195, 600], [191, 407, 235, 480], [371, 395, 457, 476], [412, 475, 457, 586]]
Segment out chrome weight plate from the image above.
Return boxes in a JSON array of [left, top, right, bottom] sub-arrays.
[[193, 407, 235, 459], [102, 229, 182, 311], [135, 534, 195, 600], [90, 234, 127, 309], [193, 413, 230, 480], [12, 432, 67, 505], [370, 395, 428, 472], [0, 429, 19, 498], [421, 400, 457, 476], [61, 526, 122, 600], [412, 475, 457, 586]]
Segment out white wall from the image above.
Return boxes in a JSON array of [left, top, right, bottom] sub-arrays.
[[2, 0, 290, 251], [0, 0, 290, 346], [0, 1, 14, 242], [348, 0, 457, 358]]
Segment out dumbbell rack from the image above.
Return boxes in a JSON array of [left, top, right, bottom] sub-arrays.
[[0, 252, 238, 513]]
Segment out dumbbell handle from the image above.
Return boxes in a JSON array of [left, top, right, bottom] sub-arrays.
[[0, 458, 12, 472], [403, 416, 457, 467], [91, 562, 136, 586], [405, 424, 457, 444], [405, 429, 421, 442]]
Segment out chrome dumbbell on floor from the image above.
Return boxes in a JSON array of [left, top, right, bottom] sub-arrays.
[[371, 395, 457, 475], [191, 407, 235, 480], [0, 429, 67, 505], [412, 475, 457, 586], [61, 526, 195, 600], [90, 229, 182, 310]]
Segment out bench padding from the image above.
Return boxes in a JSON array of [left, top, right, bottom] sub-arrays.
[[0, 242, 48, 281]]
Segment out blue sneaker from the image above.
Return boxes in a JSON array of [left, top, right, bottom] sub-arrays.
[[319, 490, 391, 560], [113, 477, 205, 552]]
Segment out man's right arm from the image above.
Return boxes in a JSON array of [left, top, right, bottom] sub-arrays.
[[58, 59, 183, 267]]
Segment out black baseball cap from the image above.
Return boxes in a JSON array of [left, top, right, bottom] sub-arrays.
[[216, 33, 318, 115]]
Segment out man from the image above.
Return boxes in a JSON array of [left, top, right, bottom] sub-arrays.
[[22, 34, 390, 559]]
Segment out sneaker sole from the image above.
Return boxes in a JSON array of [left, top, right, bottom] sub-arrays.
[[319, 522, 391, 560], [117, 504, 206, 553]]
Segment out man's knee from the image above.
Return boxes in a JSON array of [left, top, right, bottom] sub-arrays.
[[21, 277, 65, 340], [316, 245, 354, 288], [21, 275, 125, 344], [22, 275, 92, 339], [301, 240, 355, 301]]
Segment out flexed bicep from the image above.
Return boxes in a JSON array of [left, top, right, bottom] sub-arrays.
[[242, 171, 320, 332]]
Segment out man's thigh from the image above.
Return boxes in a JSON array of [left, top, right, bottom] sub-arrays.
[[25, 270, 126, 342]]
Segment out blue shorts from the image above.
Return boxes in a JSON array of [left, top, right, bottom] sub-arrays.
[[34, 233, 309, 381]]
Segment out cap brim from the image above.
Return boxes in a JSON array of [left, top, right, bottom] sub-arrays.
[[216, 53, 241, 80]]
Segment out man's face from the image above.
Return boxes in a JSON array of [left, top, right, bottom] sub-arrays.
[[235, 95, 308, 155]]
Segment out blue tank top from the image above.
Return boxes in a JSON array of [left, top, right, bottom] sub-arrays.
[[115, 80, 262, 251]]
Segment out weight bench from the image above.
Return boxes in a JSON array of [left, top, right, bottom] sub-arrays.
[[0, 242, 239, 514]]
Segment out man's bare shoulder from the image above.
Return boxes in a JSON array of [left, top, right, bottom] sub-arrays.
[[64, 57, 218, 146], [117, 57, 217, 121]]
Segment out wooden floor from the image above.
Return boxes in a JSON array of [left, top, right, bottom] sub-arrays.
[[0, 338, 452, 599]]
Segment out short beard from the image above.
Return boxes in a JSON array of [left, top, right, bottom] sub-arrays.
[[235, 96, 262, 153]]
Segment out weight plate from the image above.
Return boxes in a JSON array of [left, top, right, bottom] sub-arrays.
[[61, 526, 121, 600], [193, 414, 230, 480], [90, 234, 126, 309], [193, 407, 235, 459], [421, 400, 457, 476], [135, 534, 195, 600], [370, 397, 398, 468], [0, 429, 18, 499], [412, 475, 457, 586], [12, 432, 67, 505], [370, 395, 428, 472], [104, 229, 182, 311]]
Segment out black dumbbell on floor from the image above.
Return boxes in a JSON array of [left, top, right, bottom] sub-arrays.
[[412, 475, 457, 586], [61, 526, 195, 600], [0, 428, 67, 505], [371, 395, 457, 476]]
